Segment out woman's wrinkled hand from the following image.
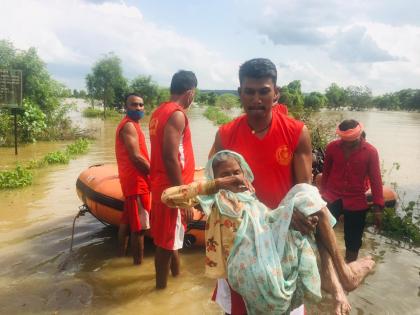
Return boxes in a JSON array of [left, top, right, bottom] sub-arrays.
[[291, 210, 318, 235], [215, 175, 253, 193]]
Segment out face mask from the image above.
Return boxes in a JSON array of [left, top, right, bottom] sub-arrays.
[[127, 110, 144, 121]]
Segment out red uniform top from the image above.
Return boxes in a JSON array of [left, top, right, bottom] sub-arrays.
[[273, 103, 288, 115], [115, 116, 150, 197], [149, 102, 195, 202], [219, 111, 304, 209], [321, 139, 384, 210]]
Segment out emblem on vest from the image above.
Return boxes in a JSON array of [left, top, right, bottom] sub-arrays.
[[275, 145, 292, 166], [149, 118, 158, 136]]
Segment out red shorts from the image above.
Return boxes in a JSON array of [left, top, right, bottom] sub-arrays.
[[120, 194, 151, 232], [151, 200, 186, 250]]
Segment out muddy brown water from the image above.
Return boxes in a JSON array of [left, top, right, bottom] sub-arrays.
[[0, 102, 419, 314]]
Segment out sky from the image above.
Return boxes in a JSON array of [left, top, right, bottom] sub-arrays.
[[1, 0, 419, 95]]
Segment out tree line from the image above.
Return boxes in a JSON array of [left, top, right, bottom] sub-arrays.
[[1, 39, 419, 145], [280, 81, 420, 113], [83, 52, 420, 113]]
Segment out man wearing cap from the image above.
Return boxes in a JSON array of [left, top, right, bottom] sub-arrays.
[[321, 119, 384, 262]]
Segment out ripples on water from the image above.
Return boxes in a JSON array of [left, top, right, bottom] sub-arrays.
[[0, 105, 419, 314]]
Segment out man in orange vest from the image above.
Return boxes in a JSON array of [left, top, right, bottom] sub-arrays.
[[115, 93, 151, 265], [210, 58, 351, 315], [149, 71, 197, 289]]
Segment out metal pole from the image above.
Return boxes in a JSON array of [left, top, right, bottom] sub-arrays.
[[14, 110, 18, 155]]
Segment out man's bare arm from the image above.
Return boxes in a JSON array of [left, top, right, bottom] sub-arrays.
[[162, 111, 185, 186], [291, 126, 316, 234], [208, 131, 223, 159], [293, 126, 313, 184], [121, 122, 150, 175]]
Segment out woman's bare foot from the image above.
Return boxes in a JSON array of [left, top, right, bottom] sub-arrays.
[[333, 290, 351, 315], [340, 255, 375, 291]]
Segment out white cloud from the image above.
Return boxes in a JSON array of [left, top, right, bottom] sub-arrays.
[[329, 25, 399, 63], [0, 0, 237, 89], [1, 0, 419, 94]]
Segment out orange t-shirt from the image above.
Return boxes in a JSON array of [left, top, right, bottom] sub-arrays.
[[219, 111, 303, 209], [115, 116, 150, 197], [149, 102, 195, 202], [273, 103, 288, 115]]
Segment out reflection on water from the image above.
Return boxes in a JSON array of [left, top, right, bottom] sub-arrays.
[[0, 104, 419, 314]]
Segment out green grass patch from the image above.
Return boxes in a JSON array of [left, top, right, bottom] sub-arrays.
[[0, 138, 91, 189], [82, 107, 122, 118], [203, 107, 232, 125]]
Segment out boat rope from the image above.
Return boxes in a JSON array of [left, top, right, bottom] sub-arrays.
[[70, 204, 90, 252]]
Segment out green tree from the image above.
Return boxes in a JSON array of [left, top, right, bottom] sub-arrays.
[[0, 40, 62, 112], [215, 93, 239, 110], [207, 92, 217, 106], [373, 93, 400, 110], [156, 87, 170, 108], [325, 83, 346, 109], [279, 80, 304, 117], [196, 90, 209, 105], [130, 75, 159, 108], [345, 86, 372, 110], [304, 92, 327, 111], [0, 40, 77, 145], [85, 53, 127, 113]]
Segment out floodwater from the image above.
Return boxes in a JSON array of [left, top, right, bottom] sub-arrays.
[[0, 101, 419, 314]]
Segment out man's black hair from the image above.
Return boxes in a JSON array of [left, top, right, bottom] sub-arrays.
[[239, 58, 277, 85], [338, 119, 359, 131], [125, 92, 143, 105], [170, 70, 197, 94]]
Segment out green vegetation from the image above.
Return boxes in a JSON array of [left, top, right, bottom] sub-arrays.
[[82, 107, 122, 118], [0, 139, 90, 189], [215, 93, 240, 110], [85, 53, 128, 113], [0, 40, 85, 146], [204, 107, 232, 125], [43, 151, 70, 165], [84, 55, 170, 117], [0, 166, 33, 189], [367, 201, 420, 246]]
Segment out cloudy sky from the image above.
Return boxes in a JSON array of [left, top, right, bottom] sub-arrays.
[[1, 0, 419, 94]]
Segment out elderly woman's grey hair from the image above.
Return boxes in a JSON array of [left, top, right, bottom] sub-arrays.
[[212, 151, 242, 173]]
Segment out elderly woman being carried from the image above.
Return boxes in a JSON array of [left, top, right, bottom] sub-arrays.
[[161, 150, 375, 315]]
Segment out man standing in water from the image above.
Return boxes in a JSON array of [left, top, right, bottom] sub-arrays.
[[115, 93, 151, 265], [321, 119, 384, 262], [211, 58, 351, 315], [149, 70, 197, 289]]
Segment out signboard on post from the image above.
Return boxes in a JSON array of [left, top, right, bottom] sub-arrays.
[[0, 69, 22, 109]]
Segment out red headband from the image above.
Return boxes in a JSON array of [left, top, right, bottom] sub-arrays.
[[336, 123, 363, 141]]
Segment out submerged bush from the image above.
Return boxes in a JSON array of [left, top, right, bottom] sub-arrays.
[[0, 166, 33, 189], [204, 107, 232, 125], [0, 138, 91, 189], [43, 151, 70, 165], [82, 107, 121, 118], [65, 138, 90, 156]]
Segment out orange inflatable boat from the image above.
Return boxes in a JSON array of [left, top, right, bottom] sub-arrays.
[[76, 164, 206, 247]]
